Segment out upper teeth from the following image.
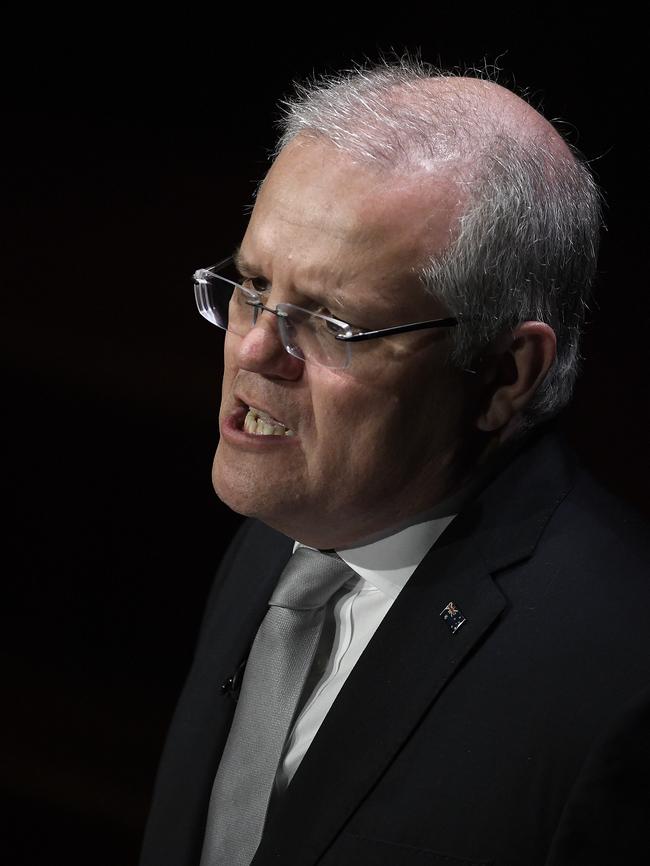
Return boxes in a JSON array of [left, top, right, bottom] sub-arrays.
[[244, 406, 295, 437]]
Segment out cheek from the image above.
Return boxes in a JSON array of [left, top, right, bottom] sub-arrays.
[[380, 369, 462, 461], [310, 372, 404, 466], [223, 332, 239, 371], [219, 334, 241, 398], [309, 368, 379, 434]]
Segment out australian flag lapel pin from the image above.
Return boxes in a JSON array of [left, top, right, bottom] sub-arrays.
[[440, 601, 466, 634]]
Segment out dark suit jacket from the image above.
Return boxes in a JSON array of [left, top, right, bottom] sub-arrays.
[[140, 426, 650, 865]]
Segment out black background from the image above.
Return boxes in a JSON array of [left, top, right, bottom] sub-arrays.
[[3, 17, 648, 865]]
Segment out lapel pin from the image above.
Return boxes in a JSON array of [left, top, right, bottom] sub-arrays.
[[440, 601, 466, 634]]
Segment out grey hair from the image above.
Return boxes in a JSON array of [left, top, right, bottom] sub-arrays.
[[273, 58, 602, 429]]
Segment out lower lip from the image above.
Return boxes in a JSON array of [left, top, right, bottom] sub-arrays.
[[220, 407, 300, 450]]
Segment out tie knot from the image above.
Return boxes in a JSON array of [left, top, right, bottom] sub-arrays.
[[269, 547, 353, 610]]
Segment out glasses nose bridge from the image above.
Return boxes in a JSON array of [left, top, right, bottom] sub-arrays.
[[249, 298, 288, 328], [245, 298, 292, 358], [237, 297, 304, 377]]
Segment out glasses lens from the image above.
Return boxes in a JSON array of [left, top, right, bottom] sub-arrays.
[[194, 261, 257, 335], [194, 262, 352, 369], [277, 305, 351, 369]]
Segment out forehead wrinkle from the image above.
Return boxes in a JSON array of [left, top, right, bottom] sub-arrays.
[[240, 231, 355, 316], [244, 136, 462, 324]]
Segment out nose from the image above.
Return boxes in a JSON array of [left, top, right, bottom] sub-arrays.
[[235, 309, 304, 380]]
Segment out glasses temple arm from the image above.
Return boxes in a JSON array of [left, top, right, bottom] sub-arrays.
[[337, 317, 460, 343]]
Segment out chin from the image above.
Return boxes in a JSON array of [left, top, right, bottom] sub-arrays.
[[211, 453, 283, 524], [212, 458, 255, 517]]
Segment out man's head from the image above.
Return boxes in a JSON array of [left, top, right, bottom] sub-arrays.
[[211, 61, 601, 548]]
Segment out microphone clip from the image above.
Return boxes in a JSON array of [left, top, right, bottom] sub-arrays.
[[221, 657, 247, 701]]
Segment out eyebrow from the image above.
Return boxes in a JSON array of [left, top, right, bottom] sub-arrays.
[[230, 246, 358, 321], [232, 247, 257, 277]]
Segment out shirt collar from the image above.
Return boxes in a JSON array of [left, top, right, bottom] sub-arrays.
[[334, 512, 457, 599], [292, 446, 515, 600], [293, 484, 470, 600]]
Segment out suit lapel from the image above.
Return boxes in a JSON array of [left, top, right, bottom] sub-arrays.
[[254, 427, 578, 865], [142, 522, 294, 866], [254, 525, 506, 865], [191, 522, 295, 766]]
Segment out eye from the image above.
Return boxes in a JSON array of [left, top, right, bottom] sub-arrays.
[[318, 310, 359, 337], [324, 317, 345, 335], [236, 272, 269, 296], [311, 305, 341, 328]]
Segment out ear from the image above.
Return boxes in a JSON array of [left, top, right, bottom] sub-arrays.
[[476, 322, 557, 433]]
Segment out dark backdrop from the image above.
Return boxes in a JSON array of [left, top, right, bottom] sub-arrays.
[[3, 20, 648, 866]]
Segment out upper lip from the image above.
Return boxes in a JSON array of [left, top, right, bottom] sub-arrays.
[[235, 393, 293, 429]]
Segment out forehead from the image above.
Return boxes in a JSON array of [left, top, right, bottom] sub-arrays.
[[241, 138, 461, 301]]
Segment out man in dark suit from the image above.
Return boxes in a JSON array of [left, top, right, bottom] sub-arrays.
[[140, 61, 650, 865]]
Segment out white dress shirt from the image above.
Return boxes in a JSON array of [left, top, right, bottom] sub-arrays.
[[274, 508, 459, 793]]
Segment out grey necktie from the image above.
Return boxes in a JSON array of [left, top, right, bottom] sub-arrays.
[[199, 546, 353, 866]]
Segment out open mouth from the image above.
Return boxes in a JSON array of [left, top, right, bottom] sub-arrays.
[[243, 405, 295, 437]]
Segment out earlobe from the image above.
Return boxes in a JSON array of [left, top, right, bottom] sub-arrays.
[[477, 390, 515, 432], [475, 323, 557, 434]]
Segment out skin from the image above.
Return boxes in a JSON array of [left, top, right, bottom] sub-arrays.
[[212, 80, 559, 549]]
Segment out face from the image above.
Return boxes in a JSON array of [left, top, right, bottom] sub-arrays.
[[212, 137, 480, 549]]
